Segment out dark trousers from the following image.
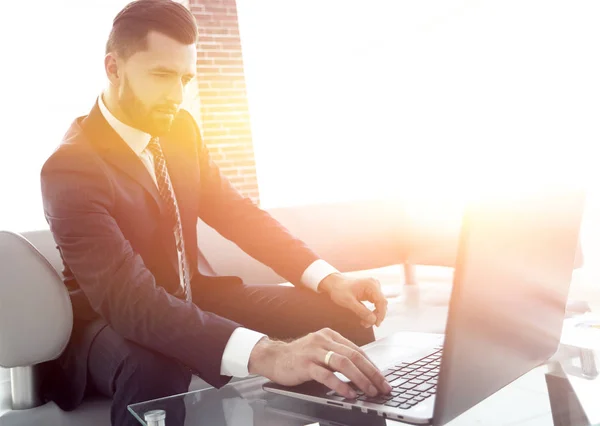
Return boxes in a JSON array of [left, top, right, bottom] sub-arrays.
[[87, 282, 375, 426]]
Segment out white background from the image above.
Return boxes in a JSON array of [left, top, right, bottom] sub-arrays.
[[1, 0, 130, 231], [236, 0, 600, 207]]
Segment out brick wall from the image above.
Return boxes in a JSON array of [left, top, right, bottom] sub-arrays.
[[187, 0, 260, 203]]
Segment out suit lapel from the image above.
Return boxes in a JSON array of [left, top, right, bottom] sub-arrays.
[[82, 102, 166, 217]]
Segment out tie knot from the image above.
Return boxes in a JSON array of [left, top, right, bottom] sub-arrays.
[[147, 137, 162, 156]]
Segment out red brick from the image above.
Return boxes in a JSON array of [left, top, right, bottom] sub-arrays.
[[200, 74, 245, 82], [200, 105, 247, 115], [216, 141, 254, 151], [223, 127, 252, 137], [201, 128, 230, 138], [206, 145, 220, 154], [218, 151, 255, 162], [205, 11, 239, 21], [207, 38, 239, 47], [219, 159, 256, 169], [202, 110, 250, 121], [203, 4, 229, 13], [234, 183, 261, 193], [234, 183, 257, 191], [197, 66, 222, 74], [208, 58, 244, 67], [197, 80, 241, 90], [221, 121, 251, 131], [197, 37, 241, 47], [199, 43, 221, 51], [199, 51, 237, 59], [198, 89, 247, 99], [198, 27, 229, 36], [227, 175, 250, 185], [199, 22, 239, 32], [200, 121, 224, 130], [190, 4, 205, 12], [217, 67, 245, 74], [202, 121, 249, 132], [218, 42, 242, 51], [196, 58, 215, 67], [200, 95, 247, 105], [189, 0, 258, 202], [199, 85, 243, 95], [207, 152, 224, 162]]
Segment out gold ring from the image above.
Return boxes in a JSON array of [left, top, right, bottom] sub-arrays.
[[324, 350, 334, 367]]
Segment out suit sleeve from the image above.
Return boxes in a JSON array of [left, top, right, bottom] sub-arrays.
[[41, 145, 239, 388], [187, 113, 321, 285]]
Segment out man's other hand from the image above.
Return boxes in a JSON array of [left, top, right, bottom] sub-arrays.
[[248, 328, 391, 399], [319, 274, 388, 328]]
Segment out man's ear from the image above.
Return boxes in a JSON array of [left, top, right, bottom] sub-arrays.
[[104, 53, 121, 86]]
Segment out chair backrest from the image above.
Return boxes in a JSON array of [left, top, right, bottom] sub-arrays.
[[20, 230, 65, 276], [0, 231, 72, 368]]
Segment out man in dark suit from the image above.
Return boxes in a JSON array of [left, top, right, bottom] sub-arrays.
[[40, 1, 391, 424]]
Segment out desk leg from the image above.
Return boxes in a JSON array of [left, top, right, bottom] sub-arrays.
[[404, 263, 416, 286], [545, 371, 590, 426]]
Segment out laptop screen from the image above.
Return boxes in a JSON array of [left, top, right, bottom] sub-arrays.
[[433, 189, 585, 426]]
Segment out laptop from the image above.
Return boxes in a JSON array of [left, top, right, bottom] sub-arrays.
[[264, 188, 585, 425]]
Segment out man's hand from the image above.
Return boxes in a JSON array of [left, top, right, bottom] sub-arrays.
[[319, 274, 388, 328], [248, 328, 391, 399]]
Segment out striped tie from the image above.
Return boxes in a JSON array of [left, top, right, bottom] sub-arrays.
[[147, 137, 191, 302]]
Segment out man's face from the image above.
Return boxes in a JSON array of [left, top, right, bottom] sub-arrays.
[[115, 31, 197, 136]]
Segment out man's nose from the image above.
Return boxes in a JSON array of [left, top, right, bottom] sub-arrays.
[[167, 80, 185, 105]]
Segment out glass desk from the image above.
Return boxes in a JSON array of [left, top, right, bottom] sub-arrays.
[[129, 342, 599, 426]]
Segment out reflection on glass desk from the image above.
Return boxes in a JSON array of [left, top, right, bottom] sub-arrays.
[[128, 343, 599, 426]]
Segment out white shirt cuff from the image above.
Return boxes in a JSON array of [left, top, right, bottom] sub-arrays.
[[220, 327, 266, 377], [300, 259, 340, 292]]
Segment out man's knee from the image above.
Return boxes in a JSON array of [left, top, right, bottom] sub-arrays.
[[334, 317, 375, 347], [317, 299, 376, 347], [115, 345, 192, 399]]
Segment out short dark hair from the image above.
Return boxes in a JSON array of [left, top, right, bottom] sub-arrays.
[[106, 0, 198, 59]]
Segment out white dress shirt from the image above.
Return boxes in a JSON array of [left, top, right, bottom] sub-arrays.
[[97, 96, 339, 377]]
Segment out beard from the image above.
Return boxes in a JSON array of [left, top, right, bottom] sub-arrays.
[[119, 76, 176, 136]]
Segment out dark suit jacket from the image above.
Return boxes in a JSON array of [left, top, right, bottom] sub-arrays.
[[40, 102, 319, 410]]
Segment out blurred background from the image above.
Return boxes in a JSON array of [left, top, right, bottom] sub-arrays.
[[1, 0, 599, 293]]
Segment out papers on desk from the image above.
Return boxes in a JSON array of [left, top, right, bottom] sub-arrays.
[[561, 312, 600, 351]]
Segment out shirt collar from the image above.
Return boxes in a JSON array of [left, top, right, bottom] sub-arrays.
[[97, 94, 152, 156]]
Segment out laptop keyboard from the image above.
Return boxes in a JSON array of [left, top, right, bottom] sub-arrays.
[[352, 348, 442, 410]]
